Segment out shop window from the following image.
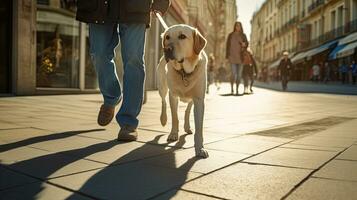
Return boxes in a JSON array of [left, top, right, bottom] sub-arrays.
[[36, 0, 80, 88], [85, 27, 98, 89]]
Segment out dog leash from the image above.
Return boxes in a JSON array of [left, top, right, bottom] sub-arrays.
[[155, 12, 169, 30]]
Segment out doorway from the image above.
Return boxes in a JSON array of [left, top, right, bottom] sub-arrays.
[[0, 0, 12, 93]]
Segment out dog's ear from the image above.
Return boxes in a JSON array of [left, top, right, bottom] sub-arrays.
[[161, 32, 166, 48], [193, 29, 207, 55]]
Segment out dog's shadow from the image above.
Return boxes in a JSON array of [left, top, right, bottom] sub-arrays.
[[64, 133, 200, 200]]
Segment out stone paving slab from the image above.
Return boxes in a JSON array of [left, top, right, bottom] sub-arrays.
[[153, 190, 221, 200], [181, 163, 311, 200], [246, 147, 338, 169], [313, 160, 357, 182], [142, 148, 250, 174], [205, 135, 291, 155], [0, 165, 38, 190], [337, 145, 357, 161], [0, 146, 106, 179], [0, 128, 51, 144], [0, 182, 91, 200], [49, 162, 201, 200], [70, 141, 177, 165], [291, 136, 356, 148], [29, 135, 108, 152], [280, 143, 344, 152], [287, 178, 357, 200]]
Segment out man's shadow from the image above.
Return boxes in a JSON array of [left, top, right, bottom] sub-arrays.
[[0, 129, 199, 200], [64, 133, 200, 200]]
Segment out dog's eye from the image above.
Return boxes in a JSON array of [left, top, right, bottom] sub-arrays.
[[178, 34, 186, 40], [165, 35, 170, 40]]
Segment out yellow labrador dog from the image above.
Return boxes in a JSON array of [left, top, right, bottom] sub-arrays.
[[157, 24, 209, 158]]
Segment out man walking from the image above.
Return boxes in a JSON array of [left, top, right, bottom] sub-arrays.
[[76, 0, 170, 141], [277, 51, 293, 91]]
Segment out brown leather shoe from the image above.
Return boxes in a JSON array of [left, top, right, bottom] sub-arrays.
[[97, 104, 115, 126], [117, 125, 138, 141]]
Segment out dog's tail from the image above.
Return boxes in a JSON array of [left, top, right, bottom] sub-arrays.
[[157, 56, 168, 126]]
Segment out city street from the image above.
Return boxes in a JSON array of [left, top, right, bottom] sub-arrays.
[[0, 84, 357, 199]]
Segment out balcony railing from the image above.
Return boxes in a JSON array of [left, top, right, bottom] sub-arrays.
[[308, 0, 325, 13]]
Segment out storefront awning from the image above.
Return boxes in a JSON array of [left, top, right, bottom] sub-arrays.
[[336, 41, 357, 58], [291, 40, 338, 64], [328, 44, 347, 60], [338, 32, 357, 45], [291, 52, 307, 64]]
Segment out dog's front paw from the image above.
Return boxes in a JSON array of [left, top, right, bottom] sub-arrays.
[[167, 132, 178, 141], [195, 148, 209, 158], [184, 128, 193, 135]]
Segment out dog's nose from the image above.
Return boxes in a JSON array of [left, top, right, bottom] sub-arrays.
[[164, 46, 173, 53], [164, 45, 175, 62]]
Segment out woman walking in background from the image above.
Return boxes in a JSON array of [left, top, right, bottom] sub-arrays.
[[206, 54, 215, 94], [226, 21, 248, 95]]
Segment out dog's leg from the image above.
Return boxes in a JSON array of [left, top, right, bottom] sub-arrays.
[[184, 101, 193, 134], [157, 56, 168, 126], [193, 97, 209, 158], [167, 93, 179, 141]]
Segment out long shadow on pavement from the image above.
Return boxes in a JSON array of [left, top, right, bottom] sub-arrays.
[[0, 129, 105, 153], [64, 134, 199, 200]]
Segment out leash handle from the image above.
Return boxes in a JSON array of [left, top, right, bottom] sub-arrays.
[[155, 12, 169, 30]]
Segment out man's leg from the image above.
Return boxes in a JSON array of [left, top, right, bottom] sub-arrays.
[[89, 23, 122, 126], [116, 23, 146, 131]]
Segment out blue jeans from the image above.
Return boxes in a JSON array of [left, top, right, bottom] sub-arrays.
[[89, 23, 146, 128], [231, 64, 243, 82]]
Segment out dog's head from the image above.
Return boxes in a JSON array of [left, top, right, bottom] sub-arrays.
[[162, 25, 207, 63]]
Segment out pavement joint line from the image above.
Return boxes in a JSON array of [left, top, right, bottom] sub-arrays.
[[0, 127, 29, 131], [310, 176, 357, 183], [334, 158, 357, 162], [278, 146, 343, 153], [148, 188, 230, 200], [240, 161, 314, 171], [280, 144, 353, 200]]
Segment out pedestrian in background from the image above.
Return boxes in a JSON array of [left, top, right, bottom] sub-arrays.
[[312, 63, 320, 82], [76, 0, 170, 141], [226, 21, 248, 95], [216, 63, 227, 90], [242, 49, 258, 94], [339, 61, 349, 84], [323, 61, 331, 84], [206, 54, 215, 94], [278, 51, 293, 91], [351, 60, 357, 85]]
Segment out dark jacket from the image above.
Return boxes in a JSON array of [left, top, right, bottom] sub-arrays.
[[278, 58, 293, 76], [76, 0, 171, 27], [225, 32, 248, 59]]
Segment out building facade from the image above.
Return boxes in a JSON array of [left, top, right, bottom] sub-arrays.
[[251, 0, 357, 80], [1, 0, 237, 95]]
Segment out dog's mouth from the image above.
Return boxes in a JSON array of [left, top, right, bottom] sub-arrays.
[[178, 59, 184, 63]]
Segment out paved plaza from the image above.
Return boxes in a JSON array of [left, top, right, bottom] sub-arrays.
[[0, 84, 357, 199]]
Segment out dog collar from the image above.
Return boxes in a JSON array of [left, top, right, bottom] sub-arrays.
[[176, 69, 193, 87]]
